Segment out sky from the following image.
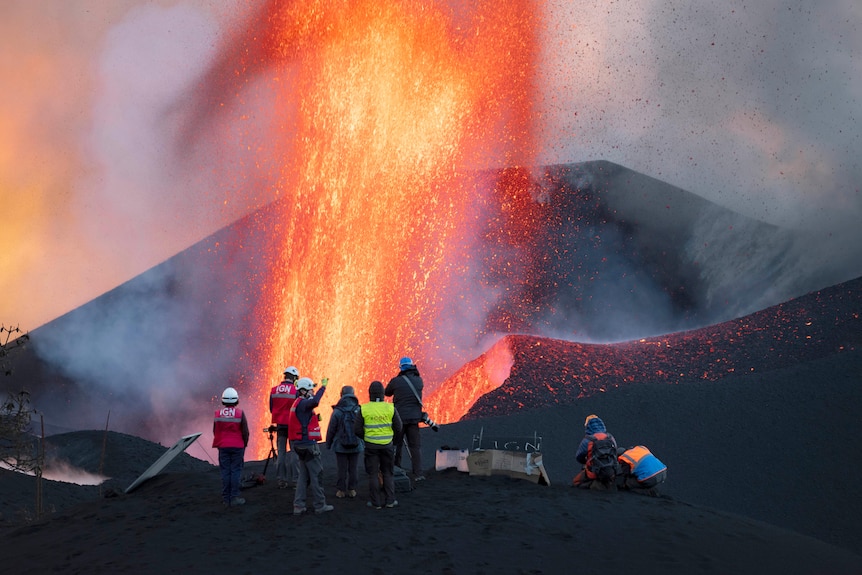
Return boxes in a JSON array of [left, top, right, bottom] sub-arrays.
[[1, 0, 860, 333]]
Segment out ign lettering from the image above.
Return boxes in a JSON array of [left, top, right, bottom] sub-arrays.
[[473, 434, 543, 453]]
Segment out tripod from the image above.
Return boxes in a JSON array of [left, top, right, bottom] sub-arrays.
[[262, 426, 278, 478]]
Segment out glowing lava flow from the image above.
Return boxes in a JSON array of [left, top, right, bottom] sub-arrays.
[[430, 278, 862, 421], [234, 1, 539, 457]]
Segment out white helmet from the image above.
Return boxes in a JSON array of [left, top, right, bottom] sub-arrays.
[[222, 387, 239, 405], [283, 366, 299, 378], [295, 377, 315, 391]]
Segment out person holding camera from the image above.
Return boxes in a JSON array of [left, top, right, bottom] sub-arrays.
[[287, 377, 333, 515], [270, 366, 300, 489], [385, 356, 426, 481], [356, 380, 403, 509]]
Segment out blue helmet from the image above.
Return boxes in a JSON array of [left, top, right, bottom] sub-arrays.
[[399, 356, 414, 370]]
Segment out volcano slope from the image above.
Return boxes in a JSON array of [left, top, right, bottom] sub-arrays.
[[423, 274, 862, 553]]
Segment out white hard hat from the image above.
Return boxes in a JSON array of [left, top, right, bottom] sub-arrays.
[[295, 377, 315, 391], [222, 387, 239, 405], [283, 366, 299, 377]]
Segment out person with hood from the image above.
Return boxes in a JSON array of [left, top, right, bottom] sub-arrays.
[[572, 414, 620, 490], [326, 385, 364, 498], [385, 356, 425, 481], [356, 380, 403, 509]]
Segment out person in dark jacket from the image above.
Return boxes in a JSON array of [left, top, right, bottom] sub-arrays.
[[326, 385, 364, 498], [356, 380, 403, 509], [572, 414, 619, 490], [385, 356, 425, 481]]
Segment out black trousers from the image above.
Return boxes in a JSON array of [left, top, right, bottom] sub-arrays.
[[393, 422, 422, 477], [364, 444, 396, 507]]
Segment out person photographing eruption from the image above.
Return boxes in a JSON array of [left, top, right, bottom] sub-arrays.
[[385, 356, 436, 482]]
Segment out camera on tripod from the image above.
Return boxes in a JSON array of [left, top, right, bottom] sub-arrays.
[[263, 424, 278, 434], [421, 411, 440, 432]]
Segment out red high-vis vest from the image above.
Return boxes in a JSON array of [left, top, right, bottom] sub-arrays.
[[213, 407, 245, 448], [270, 382, 297, 425], [288, 398, 322, 441]]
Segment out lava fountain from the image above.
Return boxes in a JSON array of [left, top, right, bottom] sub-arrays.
[[224, 1, 540, 457]]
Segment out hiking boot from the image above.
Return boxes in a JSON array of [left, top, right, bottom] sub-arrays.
[[335, 490, 346, 498], [293, 507, 306, 516], [315, 504, 334, 514], [385, 500, 399, 508], [366, 501, 382, 510], [347, 490, 357, 498], [230, 497, 246, 506]]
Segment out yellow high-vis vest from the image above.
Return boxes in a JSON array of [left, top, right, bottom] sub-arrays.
[[361, 401, 395, 445]]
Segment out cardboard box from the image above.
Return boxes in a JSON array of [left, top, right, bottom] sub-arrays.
[[466, 450, 550, 485], [435, 449, 470, 472]]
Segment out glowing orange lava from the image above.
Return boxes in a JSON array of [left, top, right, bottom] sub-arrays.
[[237, 1, 540, 457]]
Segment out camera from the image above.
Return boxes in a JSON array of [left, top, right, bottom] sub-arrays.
[[263, 425, 278, 433], [421, 412, 440, 432]]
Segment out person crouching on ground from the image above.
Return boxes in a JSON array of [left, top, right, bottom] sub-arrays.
[[213, 386, 250, 507], [572, 414, 620, 490], [288, 377, 333, 515], [618, 445, 667, 496], [356, 380, 403, 509], [325, 385, 363, 498]]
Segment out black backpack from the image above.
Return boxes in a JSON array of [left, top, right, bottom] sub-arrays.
[[338, 406, 360, 449], [587, 434, 620, 483]]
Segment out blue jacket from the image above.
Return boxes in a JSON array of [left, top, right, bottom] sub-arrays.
[[575, 416, 608, 464], [291, 386, 326, 447], [619, 446, 667, 482]]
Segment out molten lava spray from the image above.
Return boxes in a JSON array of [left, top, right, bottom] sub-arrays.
[[233, 1, 540, 456]]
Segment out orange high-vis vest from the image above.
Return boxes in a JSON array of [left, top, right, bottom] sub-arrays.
[[618, 445, 667, 482]]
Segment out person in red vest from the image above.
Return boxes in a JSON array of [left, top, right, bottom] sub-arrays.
[[212, 386, 250, 507], [270, 366, 300, 488], [288, 377, 333, 515]]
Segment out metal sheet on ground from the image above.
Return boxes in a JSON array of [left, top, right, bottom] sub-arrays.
[[125, 432, 202, 494]]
